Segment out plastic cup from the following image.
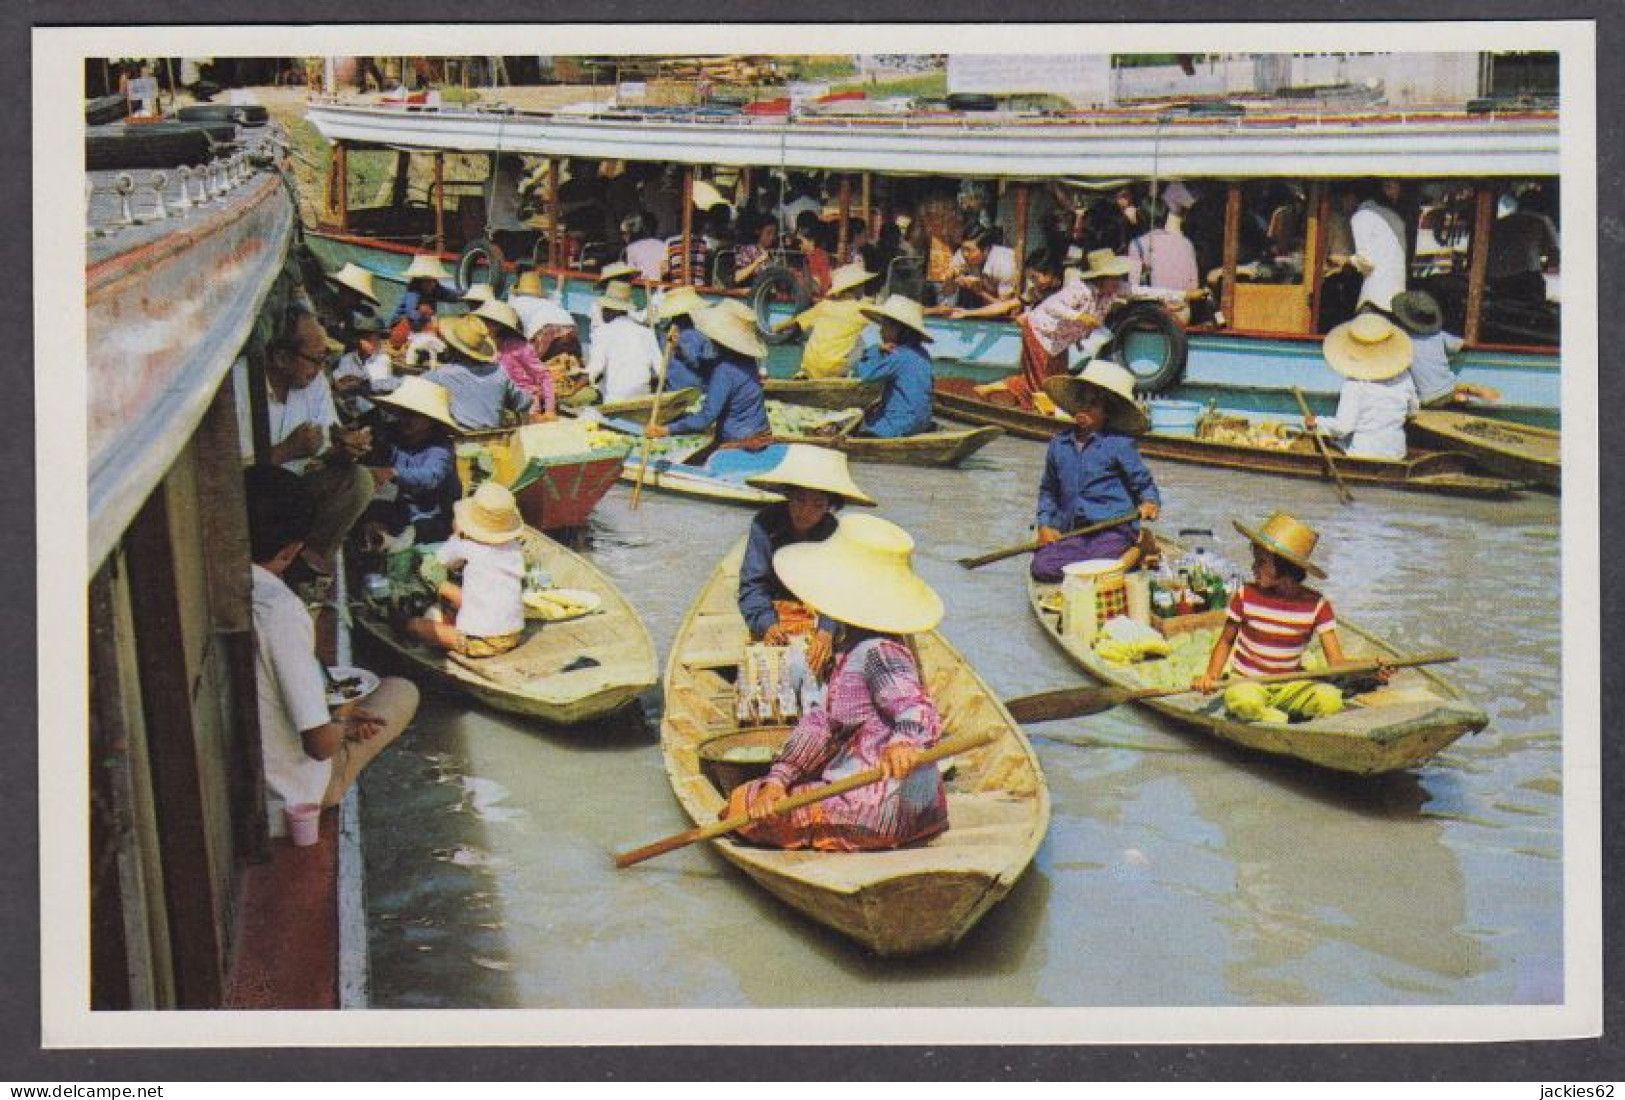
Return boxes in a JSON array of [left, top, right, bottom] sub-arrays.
[[285, 802, 321, 847]]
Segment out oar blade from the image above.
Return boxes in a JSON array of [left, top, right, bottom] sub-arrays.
[[1004, 684, 1131, 723]]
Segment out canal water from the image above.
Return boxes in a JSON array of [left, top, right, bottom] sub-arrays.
[[354, 431, 1564, 1010]]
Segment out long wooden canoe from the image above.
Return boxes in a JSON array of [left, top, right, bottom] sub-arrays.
[[763, 376, 883, 410], [352, 526, 658, 724], [786, 423, 1005, 467], [658, 542, 1050, 955], [593, 387, 702, 426], [1027, 538, 1488, 774], [1407, 409, 1560, 491], [933, 383, 1524, 499]]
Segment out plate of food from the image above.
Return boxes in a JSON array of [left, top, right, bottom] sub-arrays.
[[523, 588, 602, 622], [325, 666, 380, 707]]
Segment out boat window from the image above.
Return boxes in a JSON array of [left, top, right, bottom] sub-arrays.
[[1236, 181, 1306, 286]]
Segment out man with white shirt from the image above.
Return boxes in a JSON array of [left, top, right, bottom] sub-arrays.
[[1332, 180, 1408, 315], [584, 282, 663, 402]]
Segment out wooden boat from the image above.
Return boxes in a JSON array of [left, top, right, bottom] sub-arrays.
[[1407, 409, 1560, 491], [786, 423, 1005, 467], [594, 387, 701, 426], [763, 376, 882, 410], [1026, 537, 1488, 775], [454, 423, 630, 530], [352, 526, 658, 723], [932, 382, 1524, 499], [659, 542, 1050, 955]]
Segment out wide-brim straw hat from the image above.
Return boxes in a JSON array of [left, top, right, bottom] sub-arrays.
[[1323, 312, 1413, 381], [474, 298, 524, 338], [596, 280, 638, 315], [512, 269, 547, 297], [371, 376, 461, 432], [1233, 511, 1327, 579], [1389, 290, 1444, 337], [441, 313, 498, 363], [773, 513, 943, 634], [828, 262, 879, 297], [518, 298, 577, 340], [327, 262, 380, 305], [860, 295, 932, 341], [715, 298, 758, 325], [461, 283, 496, 305], [1079, 247, 1132, 280], [595, 261, 639, 284], [657, 286, 704, 322], [693, 302, 766, 360], [403, 253, 452, 283], [691, 179, 727, 211], [1042, 359, 1149, 435], [454, 482, 525, 545], [745, 443, 876, 506]]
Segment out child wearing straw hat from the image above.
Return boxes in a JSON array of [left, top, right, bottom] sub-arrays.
[[1031, 360, 1161, 582], [363, 376, 462, 547], [476, 299, 556, 419], [646, 303, 772, 448], [1303, 313, 1419, 460], [405, 483, 527, 659], [852, 295, 935, 438], [726, 513, 949, 852], [777, 262, 879, 380], [425, 314, 537, 431], [585, 281, 664, 403], [1191, 512, 1384, 724], [738, 444, 877, 678]]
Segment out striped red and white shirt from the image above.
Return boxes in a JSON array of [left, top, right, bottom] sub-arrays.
[[1226, 584, 1337, 678]]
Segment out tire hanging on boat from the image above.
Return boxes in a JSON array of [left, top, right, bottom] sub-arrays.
[[750, 265, 811, 346], [1106, 301, 1188, 395], [456, 238, 508, 297]]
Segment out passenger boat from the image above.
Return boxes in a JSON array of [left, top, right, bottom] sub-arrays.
[[352, 526, 658, 723], [303, 91, 1562, 427], [659, 541, 1050, 955], [932, 381, 1524, 498], [1027, 536, 1488, 774], [1407, 409, 1560, 491]]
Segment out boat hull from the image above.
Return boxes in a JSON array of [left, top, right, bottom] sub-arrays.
[[763, 377, 883, 410], [784, 424, 1003, 467], [1407, 410, 1561, 491]]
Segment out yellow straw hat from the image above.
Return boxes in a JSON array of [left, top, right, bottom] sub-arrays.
[[773, 513, 943, 634], [454, 482, 525, 545], [693, 302, 766, 360], [745, 443, 876, 506], [860, 295, 932, 341], [473, 298, 524, 338], [715, 298, 758, 325], [326, 262, 380, 305], [461, 283, 496, 305], [1322, 312, 1413, 381], [596, 280, 639, 315], [1042, 359, 1149, 435], [1232, 510, 1327, 579], [595, 261, 640, 284], [828, 262, 879, 297], [371, 376, 461, 432], [1078, 248, 1132, 280], [440, 313, 498, 363], [403, 253, 453, 282], [512, 269, 547, 297], [691, 179, 727, 211], [657, 286, 704, 322]]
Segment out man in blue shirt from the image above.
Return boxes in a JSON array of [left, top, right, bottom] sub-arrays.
[[1032, 360, 1161, 582], [854, 295, 934, 438], [646, 304, 771, 448]]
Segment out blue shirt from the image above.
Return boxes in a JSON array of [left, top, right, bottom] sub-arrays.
[[426, 360, 533, 430], [855, 342, 933, 438], [666, 355, 770, 443], [737, 504, 838, 638], [1036, 428, 1161, 532], [666, 324, 712, 392], [391, 282, 461, 331], [382, 438, 458, 544]]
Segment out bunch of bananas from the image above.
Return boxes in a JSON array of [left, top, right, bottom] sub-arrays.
[[523, 588, 599, 621]]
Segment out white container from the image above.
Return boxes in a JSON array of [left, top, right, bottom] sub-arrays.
[[1061, 576, 1098, 647], [1125, 573, 1152, 624]]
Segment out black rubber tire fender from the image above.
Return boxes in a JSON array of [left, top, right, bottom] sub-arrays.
[[749, 265, 810, 345], [1107, 301, 1189, 395], [456, 239, 508, 298], [85, 123, 218, 170], [177, 102, 270, 127], [85, 94, 128, 126]]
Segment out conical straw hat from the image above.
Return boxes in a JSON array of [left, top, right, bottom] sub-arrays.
[[454, 482, 525, 545], [657, 286, 704, 322], [773, 513, 943, 634], [402, 253, 452, 282], [745, 443, 876, 505], [715, 298, 758, 325], [371, 376, 461, 432], [828, 262, 879, 296], [326, 262, 380, 305], [512, 269, 547, 297], [693, 302, 766, 360], [440, 313, 498, 363], [473, 298, 524, 338], [1042, 359, 1149, 435], [1322, 312, 1413, 381], [461, 283, 496, 305], [596, 280, 639, 314], [1078, 248, 1132, 279], [595, 261, 639, 284], [1233, 511, 1327, 579], [860, 295, 932, 341]]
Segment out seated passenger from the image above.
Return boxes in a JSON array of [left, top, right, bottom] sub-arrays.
[[1304, 313, 1419, 461], [363, 376, 462, 547], [780, 262, 879, 380], [853, 296, 935, 439]]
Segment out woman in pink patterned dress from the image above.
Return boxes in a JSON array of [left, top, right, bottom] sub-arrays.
[[474, 299, 555, 419]]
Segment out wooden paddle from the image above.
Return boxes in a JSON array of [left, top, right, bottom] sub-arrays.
[[1293, 386, 1354, 505], [1003, 651, 1458, 724], [613, 728, 995, 868], [629, 344, 677, 510], [958, 511, 1141, 570]]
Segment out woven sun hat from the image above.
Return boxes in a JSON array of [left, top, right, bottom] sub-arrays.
[[518, 297, 577, 341], [595, 260, 640, 284], [828, 262, 879, 297], [657, 285, 704, 322], [745, 443, 876, 506], [402, 253, 452, 282], [511, 269, 547, 298], [1233, 510, 1327, 579], [691, 179, 727, 211], [1389, 290, 1445, 337], [440, 313, 498, 363], [454, 482, 525, 546], [714, 298, 758, 325], [1042, 359, 1150, 435], [596, 280, 639, 315], [773, 513, 943, 634], [473, 298, 524, 339], [693, 302, 766, 360], [326, 262, 380, 305], [1323, 312, 1413, 381], [371, 376, 460, 433], [1078, 248, 1132, 280], [461, 282, 496, 305], [860, 294, 932, 341]]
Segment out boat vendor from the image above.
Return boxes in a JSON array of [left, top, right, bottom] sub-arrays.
[[777, 262, 879, 380], [738, 444, 877, 678], [519, 293, 594, 410], [330, 314, 394, 424], [852, 295, 935, 439], [1303, 313, 1419, 461], [1390, 291, 1502, 408], [585, 280, 664, 403], [404, 482, 527, 659], [361, 376, 462, 548], [391, 253, 461, 335], [725, 513, 949, 853], [1191, 511, 1388, 724], [475, 298, 556, 419], [655, 285, 712, 393], [322, 261, 381, 345], [645, 303, 772, 450], [1031, 360, 1160, 583], [425, 314, 538, 431]]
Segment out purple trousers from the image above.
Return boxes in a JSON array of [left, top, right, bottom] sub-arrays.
[[1030, 525, 1137, 583]]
